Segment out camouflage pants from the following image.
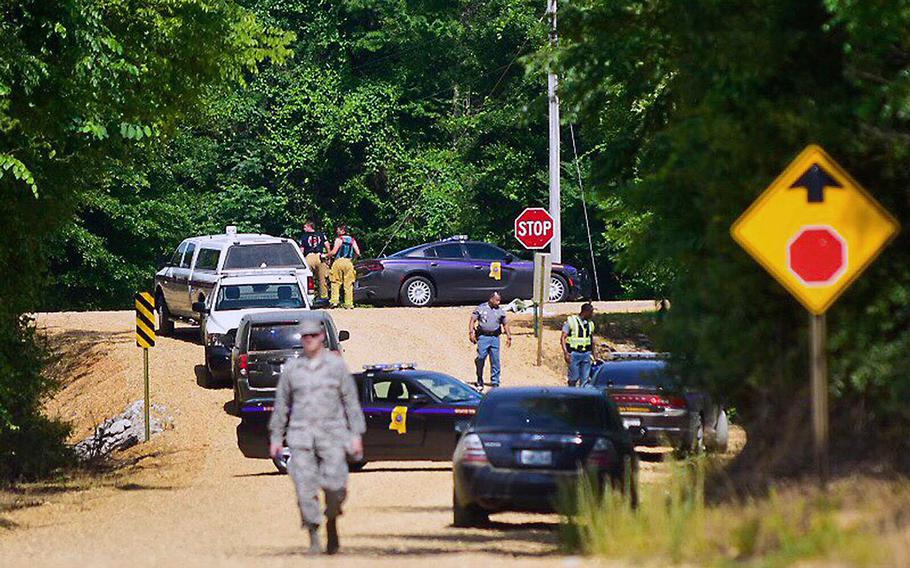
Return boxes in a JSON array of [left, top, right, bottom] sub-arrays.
[[287, 441, 349, 527]]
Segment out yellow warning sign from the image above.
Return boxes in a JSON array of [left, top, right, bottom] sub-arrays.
[[731, 145, 899, 314], [389, 406, 407, 435], [135, 292, 156, 348]]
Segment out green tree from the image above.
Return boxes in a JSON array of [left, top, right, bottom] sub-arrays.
[[557, 0, 910, 471], [0, 0, 292, 480]]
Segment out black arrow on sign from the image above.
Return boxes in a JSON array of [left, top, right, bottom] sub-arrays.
[[789, 162, 842, 203]]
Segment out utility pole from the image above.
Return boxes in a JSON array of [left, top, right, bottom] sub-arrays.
[[547, 0, 561, 264]]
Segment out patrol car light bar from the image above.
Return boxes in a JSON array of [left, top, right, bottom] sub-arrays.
[[608, 352, 670, 360], [441, 235, 468, 242], [362, 363, 417, 372]]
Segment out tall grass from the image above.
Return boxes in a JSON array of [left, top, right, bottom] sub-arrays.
[[561, 458, 884, 567]]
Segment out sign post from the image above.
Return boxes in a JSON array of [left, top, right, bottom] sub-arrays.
[[731, 145, 899, 486], [135, 292, 156, 442], [533, 253, 552, 366]]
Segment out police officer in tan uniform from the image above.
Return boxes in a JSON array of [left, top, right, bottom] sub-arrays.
[[269, 319, 366, 555]]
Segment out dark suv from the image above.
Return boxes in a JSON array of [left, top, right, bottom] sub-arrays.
[[229, 310, 349, 412]]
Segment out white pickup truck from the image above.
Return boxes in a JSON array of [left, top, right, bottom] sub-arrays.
[[154, 226, 314, 336]]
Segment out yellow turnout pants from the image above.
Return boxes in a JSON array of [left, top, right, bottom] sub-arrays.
[[305, 253, 329, 299], [330, 258, 356, 307]]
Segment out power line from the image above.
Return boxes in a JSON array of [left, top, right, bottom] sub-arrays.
[[569, 123, 602, 301]]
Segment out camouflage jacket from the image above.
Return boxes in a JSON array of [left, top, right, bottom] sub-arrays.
[[268, 350, 366, 449]]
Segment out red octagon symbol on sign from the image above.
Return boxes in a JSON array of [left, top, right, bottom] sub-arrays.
[[514, 207, 555, 249], [787, 226, 848, 286]]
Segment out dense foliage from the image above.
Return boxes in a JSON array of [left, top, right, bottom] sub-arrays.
[[45, 0, 624, 311], [556, 0, 910, 471], [0, 0, 291, 480]]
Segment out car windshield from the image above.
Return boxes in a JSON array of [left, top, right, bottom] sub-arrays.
[[222, 243, 303, 269], [474, 394, 609, 433], [249, 323, 327, 351], [215, 283, 305, 311], [591, 362, 675, 388], [412, 373, 482, 403]]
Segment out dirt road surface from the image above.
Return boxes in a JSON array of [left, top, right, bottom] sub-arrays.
[[1, 304, 687, 567]]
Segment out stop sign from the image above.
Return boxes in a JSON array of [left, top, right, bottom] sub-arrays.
[[514, 207, 555, 249], [787, 226, 848, 286]]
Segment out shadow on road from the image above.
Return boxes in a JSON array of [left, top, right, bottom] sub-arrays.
[[170, 325, 203, 346], [355, 465, 451, 474]]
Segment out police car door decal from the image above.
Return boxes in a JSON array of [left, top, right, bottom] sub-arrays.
[[389, 406, 407, 434], [489, 261, 502, 281]]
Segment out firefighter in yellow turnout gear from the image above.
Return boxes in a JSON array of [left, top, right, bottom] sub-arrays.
[[561, 303, 595, 387], [329, 224, 360, 308]]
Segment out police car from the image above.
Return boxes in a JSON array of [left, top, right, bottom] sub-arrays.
[[236, 363, 483, 473]]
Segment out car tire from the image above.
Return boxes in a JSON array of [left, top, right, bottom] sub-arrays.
[[400, 276, 436, 307], [710, 409, 729, 454], [680, 413, 705, 455], [452, 489, 488, 528], [157, 294, 175, 337], [232, 381, 241, 415], [549, 274, 569, 303]]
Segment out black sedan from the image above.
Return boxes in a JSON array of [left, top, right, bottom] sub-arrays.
[[354, 237, 587, 307], [452, 387, 638, 526], [236, 364, 483, 472], [588, 354, 729, 453]]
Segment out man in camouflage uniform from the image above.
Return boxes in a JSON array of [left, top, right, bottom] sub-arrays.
[[269, 319, 366, 555]]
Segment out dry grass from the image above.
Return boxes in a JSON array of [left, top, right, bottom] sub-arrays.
[[563, 459, 910, 567]]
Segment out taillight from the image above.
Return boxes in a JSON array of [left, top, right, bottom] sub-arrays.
[[586, 438, 615, 469], [611, 394, 687, 410], [307, 277, 315, 292], [360, 261, 384, 272], [453, 434, 488, 464], [239, 354, 248, 376], [568, 277, 574, 287]]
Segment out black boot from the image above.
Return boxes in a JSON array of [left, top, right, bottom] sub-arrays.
[[326, 518, 339, 555], [306, 523, 322, 555]]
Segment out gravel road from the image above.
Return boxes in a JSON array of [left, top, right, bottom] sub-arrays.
[[0, 304, 681, 566]]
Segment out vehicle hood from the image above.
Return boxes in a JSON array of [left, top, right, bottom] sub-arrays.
[[206, 307, 311, 334]]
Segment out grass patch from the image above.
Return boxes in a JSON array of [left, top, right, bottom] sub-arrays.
[[563, 458, 891, 566]]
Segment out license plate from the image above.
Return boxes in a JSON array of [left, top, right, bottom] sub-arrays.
[[623, 418, 641, 429], [519, 450, 552, 466]]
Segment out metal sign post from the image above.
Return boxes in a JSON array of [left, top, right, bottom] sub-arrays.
[[135, 292, 156, 442], [809, 313, 829, 486], [731, 145, 899, 487]]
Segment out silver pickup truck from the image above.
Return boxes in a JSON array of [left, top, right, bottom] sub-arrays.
[[154, 226, 313, 336]]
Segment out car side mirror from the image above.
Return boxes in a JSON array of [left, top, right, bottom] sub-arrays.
[[192, 301, 208, 314], [409, 392, 432, 405], [503, 254, 514, 264], [338, 330, 350, 342]]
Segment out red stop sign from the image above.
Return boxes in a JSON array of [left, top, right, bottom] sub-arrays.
[[514, 207, 555, 249], [787, 226, 848, 286]]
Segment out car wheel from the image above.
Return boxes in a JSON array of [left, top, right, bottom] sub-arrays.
[[710, 409, 729, 454], [681, 414, 705, 455], [272, 446, 291, 474], [156, 294, 175, 337], [452, 489, 488, 528], [400, 276, 436, 307], [232, 381, 241, 415], [549, 274, 568, 303]]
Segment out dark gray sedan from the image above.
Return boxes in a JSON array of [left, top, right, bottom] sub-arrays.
[[354, 237, 588, 307]]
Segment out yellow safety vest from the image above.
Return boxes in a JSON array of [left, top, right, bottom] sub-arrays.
[[566, 315, 594, 351]]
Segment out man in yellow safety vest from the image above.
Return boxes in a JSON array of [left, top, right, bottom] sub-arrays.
[[561, 303, 595, 387]]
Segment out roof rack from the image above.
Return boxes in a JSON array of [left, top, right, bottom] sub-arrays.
[[608, 352, 670, 361], [362, 363, 417, 372]]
